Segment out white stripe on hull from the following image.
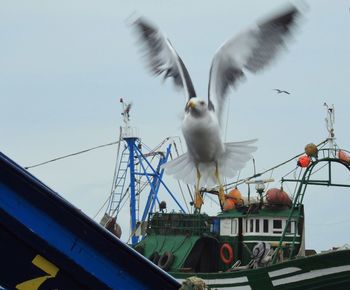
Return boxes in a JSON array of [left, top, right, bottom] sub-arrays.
[[269, 267, 301, 278], [272, 265, 350, 286], [244, 240, 300, 244], [215, 285, 251, 290], [176, 264, 350, 289], [177, 276, 248, 286]]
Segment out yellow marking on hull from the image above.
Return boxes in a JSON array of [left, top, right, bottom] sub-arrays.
[[16, 255, 59, 290]]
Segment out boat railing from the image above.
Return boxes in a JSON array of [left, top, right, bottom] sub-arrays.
[[272, 152, 350, 264], [147, 212, 212, 235]]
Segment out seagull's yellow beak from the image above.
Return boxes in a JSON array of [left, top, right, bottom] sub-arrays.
[[187, 99, 196, 109]]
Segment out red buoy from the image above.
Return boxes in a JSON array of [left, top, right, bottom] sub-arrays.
[[266, 188, 292, 208], [338, 150, 350, 164], [297, 155, 311, 168]]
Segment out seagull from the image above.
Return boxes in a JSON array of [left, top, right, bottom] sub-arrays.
[[274, 88, 290, 94], [132, 5, 300, 209]]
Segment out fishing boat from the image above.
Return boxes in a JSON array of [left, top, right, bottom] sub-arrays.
[[102, 103, 350, 289]]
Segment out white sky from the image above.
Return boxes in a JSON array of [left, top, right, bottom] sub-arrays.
[[1, 0, 350, 251]]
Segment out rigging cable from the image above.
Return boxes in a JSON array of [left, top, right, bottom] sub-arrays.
[[107, 128, 123, 214], [25, 140, 120, 170], [225, 139, 329, 190], [173, 138, 194, 203], [224, 96, 231, 142], [171, 139, 192, 211]]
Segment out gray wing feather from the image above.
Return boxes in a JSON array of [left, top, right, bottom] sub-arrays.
[[208, 5, 300, 123], [133, 17, 196, 100]]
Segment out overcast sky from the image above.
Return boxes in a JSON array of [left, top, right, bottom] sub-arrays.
[[1, 0, 350, 251]]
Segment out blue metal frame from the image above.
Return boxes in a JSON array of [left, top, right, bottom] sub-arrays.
[[134, 145, 186, 215], [125, 137, 138, 245], [123, 138, 187, 245], [141, 144, 172, 222]]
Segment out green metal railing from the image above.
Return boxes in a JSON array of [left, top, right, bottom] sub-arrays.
[[272, 147, 350, 264]]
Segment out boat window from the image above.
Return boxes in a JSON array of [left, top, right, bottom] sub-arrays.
[[220, 219, 238, 236], [286, 220, 296, 234], [263, 219, 269, 233], [286, 220, 291, 233], [273, 220, 282, 234], [231, 219, 238, 235], [255, 219, 260, 232]]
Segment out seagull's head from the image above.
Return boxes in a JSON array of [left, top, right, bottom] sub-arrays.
[[185, 98, 208, 117]]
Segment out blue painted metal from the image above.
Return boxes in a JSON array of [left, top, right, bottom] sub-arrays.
[[125, 137, 138, 245], [0, 151, 180, 290], [134, 145, 187, 215], [119, 137, 185, 245], [141, 144, 172, 222]]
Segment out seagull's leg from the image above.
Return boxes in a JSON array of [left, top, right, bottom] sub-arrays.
[[215, 162, 226, 207], [194, 166, 203, 209]]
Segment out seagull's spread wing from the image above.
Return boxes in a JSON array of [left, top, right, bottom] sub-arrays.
[[208, 5, 300, 123], [133, 17, 196, 101]]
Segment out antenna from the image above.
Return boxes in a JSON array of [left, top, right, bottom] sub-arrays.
[[120, 98, 138, 139], [324, 102, 336, 151]]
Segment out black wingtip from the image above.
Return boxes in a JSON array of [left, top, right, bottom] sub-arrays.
[[258, 4, 302, 31], [133, 17, 158, 39]]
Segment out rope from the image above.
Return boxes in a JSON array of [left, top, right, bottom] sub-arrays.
[[93, 196, 110, 219], [25, 140, 120, 169], [309, 162, 328, 176], [106, 128, 123, 214], [224, 96, 231, 142], [225, 139, 329, 190], [171, 139, 193, 205]]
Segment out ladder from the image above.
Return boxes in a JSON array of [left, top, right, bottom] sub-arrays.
[[107, 146, 130, 218]]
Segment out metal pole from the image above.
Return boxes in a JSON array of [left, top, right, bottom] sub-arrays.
[[125, 137, 138, 245]]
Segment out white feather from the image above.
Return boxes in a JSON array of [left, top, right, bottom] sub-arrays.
[[133, 6, 301, 188]]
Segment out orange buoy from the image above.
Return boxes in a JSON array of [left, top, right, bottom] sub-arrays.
[[227, 188, 241, 199], [305, 143, 318, 158], [297, 155, 311, 168], [227, 188, 243, 203], [266, 188, 292, 208], [223, 198, 235, 211], [338, 150, 350, 164]]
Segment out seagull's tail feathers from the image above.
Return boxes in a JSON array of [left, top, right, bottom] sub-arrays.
[[161, 153, 218, 187], [219, 139, 258, 179], [161, 153, 197, 185], [161, 139, 257, 187]]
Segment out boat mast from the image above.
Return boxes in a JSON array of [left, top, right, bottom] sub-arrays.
[[102, 98, 186, 245], [120, 98, 139, 244]]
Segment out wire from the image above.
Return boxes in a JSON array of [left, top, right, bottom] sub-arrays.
[[309, 162, 328, 176], [224, 96, 231, 142], [93, 196, 110, 219], [25, 140, 120, 169], [225, 139, 329, 190]]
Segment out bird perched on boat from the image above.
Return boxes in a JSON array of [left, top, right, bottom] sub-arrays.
[[274, 89, 291, 95], [132, 5, 301, 209]]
